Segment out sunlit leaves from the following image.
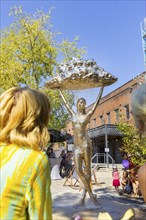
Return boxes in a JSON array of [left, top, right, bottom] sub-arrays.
[[117, 117, 146, 165], [0, 6, 86, 130]]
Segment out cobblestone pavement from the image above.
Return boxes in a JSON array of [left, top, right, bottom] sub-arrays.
[[51, 170, 146, 220]]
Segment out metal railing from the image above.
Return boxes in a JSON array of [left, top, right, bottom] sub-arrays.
[[92, 153, 115, 167]]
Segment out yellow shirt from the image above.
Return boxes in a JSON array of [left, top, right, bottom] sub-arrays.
[[0, 143, 52, 220]]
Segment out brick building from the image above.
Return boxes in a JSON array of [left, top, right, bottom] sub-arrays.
[[66, 72, 146, 164]]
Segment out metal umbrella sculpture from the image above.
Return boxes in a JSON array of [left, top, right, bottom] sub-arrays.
[[47, 58, 117, 90], [46, 58, 117, 208]]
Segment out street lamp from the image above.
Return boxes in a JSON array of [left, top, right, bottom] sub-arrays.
[[105, 124, 109, 168]]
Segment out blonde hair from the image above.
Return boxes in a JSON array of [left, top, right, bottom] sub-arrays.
[[131, 83, 146, 133], [0, 87, 50, 150]]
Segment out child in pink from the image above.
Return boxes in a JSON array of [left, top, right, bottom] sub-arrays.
[[112, 165, 120, 193]]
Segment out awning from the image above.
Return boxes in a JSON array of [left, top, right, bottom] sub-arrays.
[[48, 129, 72, 143]]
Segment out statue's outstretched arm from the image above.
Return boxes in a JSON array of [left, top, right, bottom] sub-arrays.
[[58, 89, 75, 116], [86, 87, 104, 120]]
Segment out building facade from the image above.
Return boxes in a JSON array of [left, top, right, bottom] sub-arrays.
[[66, 72, 146, 163]]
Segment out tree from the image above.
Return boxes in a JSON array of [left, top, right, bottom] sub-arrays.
[[0, 6, 86, 130], [117, 116, 146, 165]]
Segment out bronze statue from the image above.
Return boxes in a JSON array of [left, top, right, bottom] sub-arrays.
[[46, 58, 117, 207], [59, 87, 104, 207]]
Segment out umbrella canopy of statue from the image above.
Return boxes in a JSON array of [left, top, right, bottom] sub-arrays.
[[48, 129, 72, 143], [46, 58, 118, 90]]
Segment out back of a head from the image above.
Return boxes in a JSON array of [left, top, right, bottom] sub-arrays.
[[131, 83, 146, 134], [0, 87, 50, 150], [131, 83, 146, 202], [131, 83, 146, 118]]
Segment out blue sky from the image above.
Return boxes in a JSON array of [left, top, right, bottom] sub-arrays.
[[1, 0, 146, 105]]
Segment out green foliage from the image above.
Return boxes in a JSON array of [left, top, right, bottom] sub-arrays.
[[0, 6, 86, 130], [59, 37, 87, 62], [117, 117, 146, 165], [0, 6, 57, 89], [43, 87, 74, 129]]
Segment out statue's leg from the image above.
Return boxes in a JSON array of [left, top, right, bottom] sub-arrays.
[[79, 145, 91, 204], [77, 187, 87, 206], [74, 153, 86, 205], [74, 152, 100, 207], [83, 144, 92, 183], [83, 146, 100, 207]]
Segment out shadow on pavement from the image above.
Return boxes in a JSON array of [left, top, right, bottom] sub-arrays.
[[52, 187, 146, 220]]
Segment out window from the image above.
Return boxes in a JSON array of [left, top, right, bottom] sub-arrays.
[[125, 104, 130, 119], [100, 115, 104, 125], [107, 112, 111, 124], [94, 118, 96, 127], [115, 109, 119, 122]]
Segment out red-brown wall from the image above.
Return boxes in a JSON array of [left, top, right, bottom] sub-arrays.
[[66, 72, 146, 134]]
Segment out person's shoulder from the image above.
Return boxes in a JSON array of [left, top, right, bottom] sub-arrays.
[[21, 147, 49, 166], [28, 149, 50, 170], [32, 150, 48, 161]]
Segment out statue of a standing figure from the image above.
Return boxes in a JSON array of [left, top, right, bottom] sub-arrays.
[[59, 87, 104, 207]]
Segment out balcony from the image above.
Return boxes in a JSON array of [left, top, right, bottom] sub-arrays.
[[87, 124, 123, 139]]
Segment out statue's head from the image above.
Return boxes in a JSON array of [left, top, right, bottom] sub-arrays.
[[76, 98, 86, 113]]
